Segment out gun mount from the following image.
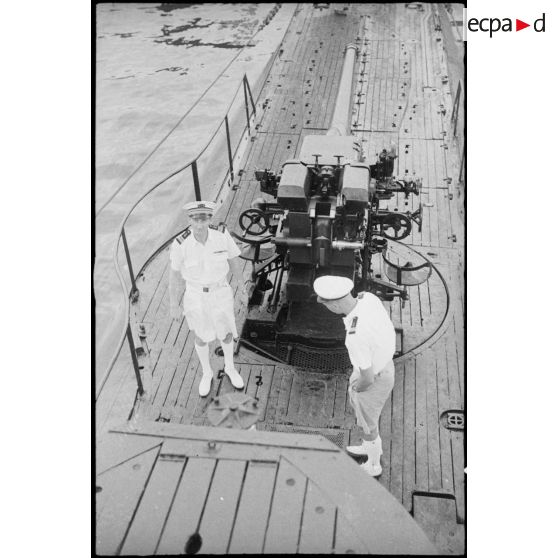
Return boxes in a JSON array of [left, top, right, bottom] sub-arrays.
[[233, 44, 431, 364]]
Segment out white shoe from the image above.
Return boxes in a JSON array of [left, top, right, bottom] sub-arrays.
[[359, 437, 383, 477], [224, 367, 244, 389], [346, 436, 383, 457], [360, 460, 382, 477], [199, 374, 213, 397], [346, 443, 368, 456]]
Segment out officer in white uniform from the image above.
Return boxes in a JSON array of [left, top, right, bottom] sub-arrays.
[[313, 276, 396, 477], [169, 201, 250, 397]]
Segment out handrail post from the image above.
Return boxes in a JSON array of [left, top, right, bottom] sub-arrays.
[[451, 80, 462, 138], [192, 160, 202, 201], [121, 228, 139, 301], [459, 145, 465, 185], [243, 77, 251, 133], [224, 115, 234, 183], [244, 74, 256, 116], [126, 324, 145, 396]]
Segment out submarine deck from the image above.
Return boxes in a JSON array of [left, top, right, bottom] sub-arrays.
[[96, 3, 464, 554]]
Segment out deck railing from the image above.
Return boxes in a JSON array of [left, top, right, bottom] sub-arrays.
[[96, 75, 256, 400]]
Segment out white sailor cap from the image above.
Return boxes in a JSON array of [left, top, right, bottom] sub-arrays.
[[313, 275, 354, 301], [183, 200, 216, 216]]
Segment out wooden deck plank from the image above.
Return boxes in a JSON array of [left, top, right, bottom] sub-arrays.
[[415, 351, 429, 491], [156, 457, 217, 555], [274, 367, 294, 423], [402, 358, 416, 513], [141, 279, 177, 350], [332, 375, 348, 428], [446, 332, 462, 409], [334, 512, 369, 555], [178, 362, 203, 424], [255, 365, 275, 422], [149, 320, 192, 420], [138, 259, 169, 324], [96, 446, 160, 556], [161, 330, 198, 413], [198, 459, 247, 555], [263, 458, 307, 554], [343, 383, 356, 430], [298, 480, 336, 553], [452, 270, 465, 401], [120, 455, 186, 556], [96, 348, 137, 432], [434, 152, 450, 248], [425, 346, 443, 491], [228, 460, 278, 554], [389, 360, 404, 504], [426, 147, 440, 248], [451, 431, 465, 523], [378, 369, 393, 492], [264, 364, 283, 423], [283, 371, 303, 423], [434, 337, 456, 495]]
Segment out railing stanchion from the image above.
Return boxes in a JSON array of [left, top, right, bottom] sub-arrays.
[[451, 80, 462, 138], [244, 74, 256, 116], [224, 115, 234, 184], [121, 228, 139, 301], [459, 145, 465, 185], [192, 160, 202, 201], [126, 324, 144, 395], [243, 77, 251, 133]]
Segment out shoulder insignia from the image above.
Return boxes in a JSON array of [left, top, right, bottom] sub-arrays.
[[175, 227, 191, 245], [209, 222, 227, 233], [348, 316, 358, 334]]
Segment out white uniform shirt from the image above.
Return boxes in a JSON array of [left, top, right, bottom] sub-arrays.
[[169, 227, 241, 284], [343, 292, 396, 375]]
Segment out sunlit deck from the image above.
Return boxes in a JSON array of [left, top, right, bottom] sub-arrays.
[[97, 3, 464, 553]]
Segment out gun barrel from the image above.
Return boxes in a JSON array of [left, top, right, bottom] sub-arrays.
[[327, 44, 357, 137]]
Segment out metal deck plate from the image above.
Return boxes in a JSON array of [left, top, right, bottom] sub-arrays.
[[259, 424, 350, 450]]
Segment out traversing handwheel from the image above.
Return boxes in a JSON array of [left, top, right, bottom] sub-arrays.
[[239, 208, 270, 236], [381, 213, 412, 240]]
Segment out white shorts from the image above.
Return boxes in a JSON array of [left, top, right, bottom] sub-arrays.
[[183, 282, 238, 343]]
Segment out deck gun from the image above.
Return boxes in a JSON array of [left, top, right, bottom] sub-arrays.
[[232, 44, 431, 362]]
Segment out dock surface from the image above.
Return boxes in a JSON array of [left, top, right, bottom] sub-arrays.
[[97, 3, 464, 553]]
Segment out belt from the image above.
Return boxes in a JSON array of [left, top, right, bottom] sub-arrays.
[[186, 280, 228, 292]]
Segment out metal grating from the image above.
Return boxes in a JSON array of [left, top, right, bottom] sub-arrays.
[[277, 343, 352, 371], [260, 424, 350, 450]]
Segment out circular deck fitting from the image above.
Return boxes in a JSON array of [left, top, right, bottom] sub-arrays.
[[377, 241, 451, 358], [241, 242, 450, 370]]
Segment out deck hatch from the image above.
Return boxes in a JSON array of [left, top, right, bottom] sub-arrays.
[[440, 410, 465, 431]]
